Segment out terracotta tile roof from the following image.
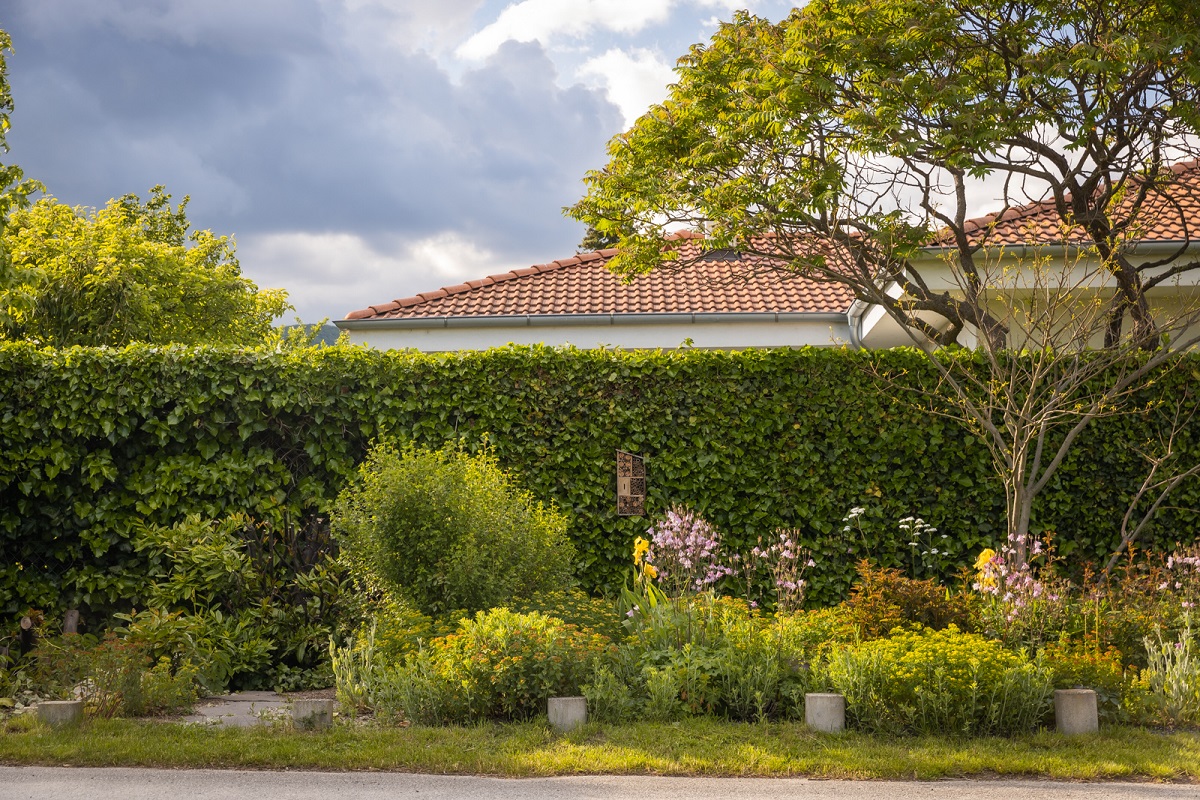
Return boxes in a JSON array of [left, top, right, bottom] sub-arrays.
[[344, 232, 854, 321], [347, 164, 1200, 322], [958, 159, 1200, 247]]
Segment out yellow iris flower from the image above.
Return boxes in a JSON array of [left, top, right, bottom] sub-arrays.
[[975, 548, 997, 589], [633, 537, 650, 565], [974, 548, 996, 571]]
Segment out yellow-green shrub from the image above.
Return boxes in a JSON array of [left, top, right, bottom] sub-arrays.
[[332, 442, 575, 618], [828, 626, 1053, 735], [375, 608, 613, 724]]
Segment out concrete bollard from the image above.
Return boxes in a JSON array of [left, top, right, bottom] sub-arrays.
[[1055, 689, 1098, 735], [292, 699, 336, 731], [548, 696, 587, 733], [37, 700, 83, 726], [805, 693, 846, 733]]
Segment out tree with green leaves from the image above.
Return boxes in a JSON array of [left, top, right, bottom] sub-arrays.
[[1, 187, 291, 347], [0, 30, 45, 302], [570, 0, 1200, 562]]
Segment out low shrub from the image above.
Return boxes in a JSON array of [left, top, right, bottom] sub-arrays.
[[121, 513, 345, 692], [1135, 614, 1200, 728], [846, 561, 978, 639], [772, 606, 861, 665], [511, 589, 625, 643], [367, 608, 612, 724], [31, 633, 197, 718], [828, 626, 1054, 736], [593, 595, 813, 722], [1039, 637, 1137, 724], [332, 442, 575, 618]]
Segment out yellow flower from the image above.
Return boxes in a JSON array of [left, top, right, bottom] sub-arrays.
[[975, 548, 997, 590], [974, 548, 996, 571], [633, 537, 650, 565], [642, 563, 658, 580]]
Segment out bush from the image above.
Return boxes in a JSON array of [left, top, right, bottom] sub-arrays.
[[511, 588, 625, 643], [1135, 614, 1200, 728], [1040, 637, 1137, 724], [595, 595, 813, 721], [828, 626, 1054, 736], [8, 344, 1200, 618], [31, 633, 197, 718], [846, 561, 977, 639], [368, 608, 612, 724], [118, 513, 345, 692], [332, 442, 575, 618], [772, 606, 861, 664]]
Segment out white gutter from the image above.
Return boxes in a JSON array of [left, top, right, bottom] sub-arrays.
[[336, 311, 849, 331], [920, 239, 1200, 257]]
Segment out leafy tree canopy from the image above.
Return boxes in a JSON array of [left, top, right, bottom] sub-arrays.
[[570, 0, 1200, 349], [0, 30, 44, 295], [1, 187, 291, 347]]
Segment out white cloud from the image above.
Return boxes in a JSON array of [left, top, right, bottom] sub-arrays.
[[578, 48, 676, 128], [457, 0, 675, 60], [237, 231, 527, 322]]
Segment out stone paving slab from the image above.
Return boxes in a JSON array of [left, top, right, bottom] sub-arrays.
[[182, 691, 290, 728]]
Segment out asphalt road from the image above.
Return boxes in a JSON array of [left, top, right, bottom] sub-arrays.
[[1, 768, 1197, 800]]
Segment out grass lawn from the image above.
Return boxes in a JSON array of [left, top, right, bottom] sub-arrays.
[[1, 716, 1197, 781]]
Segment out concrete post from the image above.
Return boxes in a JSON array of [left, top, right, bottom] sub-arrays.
[[37, 700, 83, 726], [805, 693, 845, 733], [1055, 689, 1098, 734], [548, 696, 587, 732], [292, 699, 335, 731]]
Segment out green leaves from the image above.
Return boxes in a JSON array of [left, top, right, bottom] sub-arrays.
[[2, 342, 1198, 620], [0, 187, 291, 346]]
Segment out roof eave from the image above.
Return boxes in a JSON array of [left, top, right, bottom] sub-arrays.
[[918, 238, 1200, 257], [335, 311, 850, 330]]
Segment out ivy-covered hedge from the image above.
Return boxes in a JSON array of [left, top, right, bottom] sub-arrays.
[[3, 342, 1199, 619]]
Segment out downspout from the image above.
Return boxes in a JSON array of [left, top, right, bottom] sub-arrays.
[[846, 299, 867, 350]]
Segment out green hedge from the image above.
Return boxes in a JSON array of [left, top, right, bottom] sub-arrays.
[[3, 342, 1199, 619]]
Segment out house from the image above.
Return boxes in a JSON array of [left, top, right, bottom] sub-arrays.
[[336, 232, 854, 351], [853, 162, 1200, 349], [338, 164, 1200, 352]]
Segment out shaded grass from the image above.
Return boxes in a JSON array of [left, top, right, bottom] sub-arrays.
[[1, 716, 1197, 781]]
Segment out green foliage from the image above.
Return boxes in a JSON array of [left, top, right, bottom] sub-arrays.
[[595, 595, 814, 721], [845, 561, 978, 639], [332, 442, 576, 618], [1039, 638, 1138, 724], [370, 608, 613, 724], [1136, 614, 1200, 727], [0, 28, 44, 307], [31, 633, 197, 718], [3, 344, 1200, 621], [828, 626, 1054, 736], [116, 514, 345, 691], [772, 606, 861, 664], [568, 0, 1200, 338], [511, 588, 625, 643], [0, 188, 290, 346], [329, 625, 381, 717]]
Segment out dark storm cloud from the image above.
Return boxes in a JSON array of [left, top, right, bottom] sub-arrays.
[[2, 2, 622, 300]]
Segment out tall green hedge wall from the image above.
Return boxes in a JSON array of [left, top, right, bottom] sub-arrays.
[[3, 342, 1199, 618]]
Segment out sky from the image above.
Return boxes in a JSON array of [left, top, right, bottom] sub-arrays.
[[2, 1, 799, 323]]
